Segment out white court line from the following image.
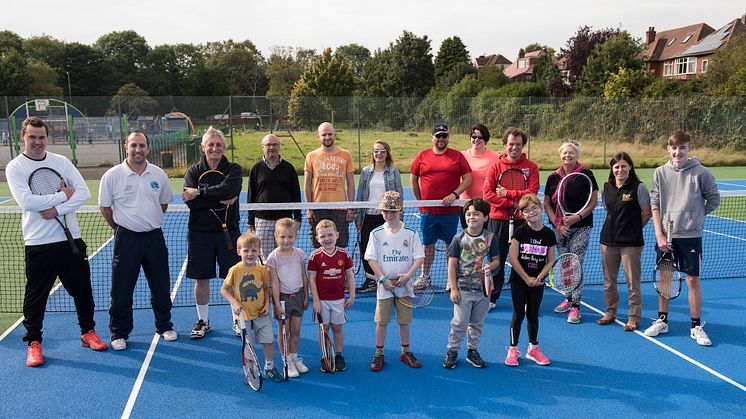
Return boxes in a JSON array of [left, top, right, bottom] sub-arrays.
[[716, 181, 746, 188], [0, 235, 115, 343], [120, 256, 188, 419], [547, 287, 746, 393], [705, 229, 746, 242]]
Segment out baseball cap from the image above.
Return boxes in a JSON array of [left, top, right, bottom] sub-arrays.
[[432, 124, 449, 136], [378, 191, 403, 211]]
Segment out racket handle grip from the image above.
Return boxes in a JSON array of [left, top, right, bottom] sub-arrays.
[[508, 222, 514, 244], [223, 230, 233, 250]]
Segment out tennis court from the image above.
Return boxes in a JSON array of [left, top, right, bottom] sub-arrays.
[[0, 183, 744, 417]]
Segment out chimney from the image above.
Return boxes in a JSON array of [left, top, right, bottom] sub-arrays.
[[646, 27, 656, 45]]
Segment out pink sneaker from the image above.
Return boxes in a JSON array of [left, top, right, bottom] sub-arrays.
[[504, 346, 519, 367], [554, 300, 569, 313], [526, 345, 550, 366], [567, 307, 581, 324]]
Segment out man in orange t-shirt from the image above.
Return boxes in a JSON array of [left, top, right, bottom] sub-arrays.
[[304, 122, 356, 248]]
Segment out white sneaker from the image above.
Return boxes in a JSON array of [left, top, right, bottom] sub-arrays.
[[489, 302, 497, 311], [161, 330, 178, 341], [111, 338, 127, 351], [690, 323, 712, 346], [287, 360, 300, 378], [644, 317, 669, 337], [294, 357, 309, 374]]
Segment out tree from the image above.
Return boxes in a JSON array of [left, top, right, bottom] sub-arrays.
[[603, 67, 652, 97], [434, 36, 474, 89], [577, 32, 644, 96], [477, 65, 510, 89], [524, 43, 556, 55], [61, 42, 112, 95], [335, 43, 370, 78], [0, 30, 29, 95], [361, 31, 434, 97], [204, 39, 267, 95], [705, 35, 746, 95], [23, 35, 66, 69], [266, 46, 315, 97], [642, 78, 681, 98], [560, 26, 621, 91], [108, 83, 158, 116], [27, 59, 64, 96], [93, 30, 151, 88]]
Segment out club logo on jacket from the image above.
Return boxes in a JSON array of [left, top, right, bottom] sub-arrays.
[[150, 181, 160, 191]]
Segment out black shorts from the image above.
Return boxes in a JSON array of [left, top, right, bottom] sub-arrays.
[[655, 237, 702, 277], [186, 230, 241, 279]]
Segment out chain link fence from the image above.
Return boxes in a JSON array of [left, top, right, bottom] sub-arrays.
[[2, 95, 745, 170]]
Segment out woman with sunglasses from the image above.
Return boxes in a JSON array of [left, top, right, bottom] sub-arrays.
[[354, 140, 404, 293], [460, 123, 500, 200]]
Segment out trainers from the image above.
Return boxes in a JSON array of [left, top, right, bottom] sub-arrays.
[[334, 354, 346, 371], [190, 319, 211, 339], [26, 341, 44, 367], [285, 360, 298, 377], [443, 350, 458, 369], [294, 357, 309, 373], [504, 346, 519, 367], [400, 351, 422, 368], [81, 330, 108, 351], [489, 302, 497, 311], [413, 275, 431, 290], [264, 366, 284, 383], [370, 352, 384, 372], [690, 323, 712, 346], [466, 349, 486, 368], [111, 338, 127, 351], [232, 319, 241, 337], [644, 317, 669, 337], [554, 300, 569, 313], [161, 330, 178, 341], [567, 307, 581, 324], [526, 345, 550, 366], [355, 279, 377, 293]]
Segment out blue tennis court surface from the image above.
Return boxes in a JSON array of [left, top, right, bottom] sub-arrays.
[[1, 280, 744, 417]]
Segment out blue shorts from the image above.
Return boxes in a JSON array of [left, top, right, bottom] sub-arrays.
[[420, 212, 459, 246], [655, 237, 702, 277], [186, 230, 241, 279]]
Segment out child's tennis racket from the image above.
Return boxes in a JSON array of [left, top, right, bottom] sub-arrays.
[[279, 300, 289, 381], [197, 169, 233, 250], [239, 315, 262, 391], [545, 252, 582, 294], [498, 168, 528, 245], [394, 276, 433, 309], [28, 167, 78, 254], [556, 172, 593, 247], [317, 312, 335, 373], [653, 220, 682, 300]]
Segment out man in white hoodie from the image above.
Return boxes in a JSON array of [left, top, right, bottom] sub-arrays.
[[644, 130, 720, 346]]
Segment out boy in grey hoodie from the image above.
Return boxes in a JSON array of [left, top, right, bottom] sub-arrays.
[[644, 130, 720, 346]]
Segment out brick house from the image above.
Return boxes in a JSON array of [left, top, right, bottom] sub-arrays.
[[503, 49, 547, 82], [643, 13, 746, 79], [474, 54, 512, 71]]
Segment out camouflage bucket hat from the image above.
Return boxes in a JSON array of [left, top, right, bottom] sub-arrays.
[[378, 190, 403, 211]]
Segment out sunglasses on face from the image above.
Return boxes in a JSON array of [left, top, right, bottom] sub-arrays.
[[471, 135, 484, 141], [435, 133, 449, 139]]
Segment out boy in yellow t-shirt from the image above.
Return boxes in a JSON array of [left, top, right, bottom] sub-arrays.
[[221, 232, 283, 382]]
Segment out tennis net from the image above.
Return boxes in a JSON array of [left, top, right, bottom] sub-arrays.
[[0, 193, 744, 312]]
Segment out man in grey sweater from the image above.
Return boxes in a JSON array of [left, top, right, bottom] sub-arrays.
[[644, 130, 720, 346]]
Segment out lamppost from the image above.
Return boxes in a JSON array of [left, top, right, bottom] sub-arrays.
[[65, 71, 72, 103]]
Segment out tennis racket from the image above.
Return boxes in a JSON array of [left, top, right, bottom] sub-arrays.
[[317, 312, 335, 373], [481, 255, 493, 299], [197, 169, 233, 250], [393, 275, 433, 309], [556, 172, 593, 247], [498, 168, 529, 245], [279, 300, 289, 381], [653, 220, 682, 300], [545, 253, 582, 294], [28, 167, 79, 254], [239, 315, 262, 391]]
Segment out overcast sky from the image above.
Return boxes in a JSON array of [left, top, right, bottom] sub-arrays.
[[2, 1, 744, 60]]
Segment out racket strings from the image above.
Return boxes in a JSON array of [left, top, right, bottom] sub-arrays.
[[29, 170, 63, 195]]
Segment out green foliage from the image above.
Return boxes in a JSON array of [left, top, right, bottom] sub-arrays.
[[477, 66, 510, 89], [524, 43, 555, 55], [705, 35, 746, 95], [361, 31, 434, 98], [577, 32, 644, 96], [642, 78, 680, 98], [204, 40, 267, 96], [61, 42, 111, 95], [23, 35, 65, 70], [434, 36, 474, 89], [93, 30, 151, 89], [335, 44, 370, 78], [490, 82, 547, 98], [603, 68, 652, 97], [0, 30, 29, 95], [532, 54, 566, 96], [560, 26, 622, 91], [108, 83, 157, 116], [448, 75, 481, 97], [26, 59, 63, 96]]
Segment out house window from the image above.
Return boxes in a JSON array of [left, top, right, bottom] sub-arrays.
[[683, 34, 692, 43], [701, 59, 708, 73], [674, 57, 697, 75], [518, 59, 528, 68], [667, 37, 676, 46], [663, 62, 673, 76]]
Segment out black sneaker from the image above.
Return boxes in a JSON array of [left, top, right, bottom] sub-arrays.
[[466, 349, 486, 368], [320, 358, 333, 373], [190, 319, 211, 339], [443, 350, 458, 369], [355, 280, 377, 293], [334, 354, 346, 371]]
